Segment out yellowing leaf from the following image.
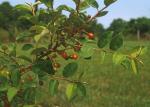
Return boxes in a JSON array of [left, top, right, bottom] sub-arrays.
[[130, 46, 148, 58], [131, 60, 138, 74], [34, 29, 49, 42], [66, 83, 77, 100], [7, 87, 18, 102], [113, 52, 126, 65]]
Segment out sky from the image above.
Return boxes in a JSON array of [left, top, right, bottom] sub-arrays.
[[0, 0, 150, 28]]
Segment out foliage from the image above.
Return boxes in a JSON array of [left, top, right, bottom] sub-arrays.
[[127, 17, 150, 38], [107, 17, 150, 38], [0, 0, 147, 107], [0, 2, 150, 41], [107, 18, 127, 35]]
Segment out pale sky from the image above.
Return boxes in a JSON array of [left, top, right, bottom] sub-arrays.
[[0, 0, 150, 28]]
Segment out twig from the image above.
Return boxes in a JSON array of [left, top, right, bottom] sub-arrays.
[[88, 5, 108, 22], [38, 49, 54, 59], [76, 0, 80, 14], [2, 92, 11, 107]]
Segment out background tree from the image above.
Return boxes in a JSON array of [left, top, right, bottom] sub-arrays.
[[107, 18, 127, 36], [127, 17, 150, 40], [0, 2, 32, 41], [0, 2, 13, 29]]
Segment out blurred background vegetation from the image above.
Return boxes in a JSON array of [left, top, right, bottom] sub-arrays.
[[0, 1, 150, 43]]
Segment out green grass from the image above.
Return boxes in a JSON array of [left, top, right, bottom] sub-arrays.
[[2, 40, 150, 107], [36, 41, 150, 107]]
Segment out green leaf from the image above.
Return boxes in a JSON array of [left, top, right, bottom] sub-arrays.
[[17, 55, 32, 63], [31, 47, 47, 56], [16, 31, 31, 41], [23, 88, 36, 103], [40, 0, 54, 8], [104, 0, 117, 6], [30, 25, 46, 34], [35, 88, 43, 101], [97, 31, 113, 48], [15, 4, 32, 12], [139, 46, 148, 55], [7, 87, 18, 102], [63, 62, 78, 77], [110, 33, 123, 51], [80, 45, 94, 59], [66, 83, 77, 100], [33, 59, 55, 75], [8, 43, 16, 57], [79, 1, 90, 10], [113, 52, 126, 65], [72, 0, 79, 4], [77, 83, 86, 96], [130, 46, 148, 58], [0, 101, 3, 107], [131, 59, 138, 74], [34, 29, 49, 42], [78, 72, 84, 80], [11, 70, 21, 87], [100, 51, 106, 64], [57, 5, 74, 12], [97, 11, 108, 17], [22, 44, 33, 51], [121, 59, 131, 70], [49, 79, 59, 96], [0, 76, 9, 91], [1, 45, 8, 51], [18, 14, 32, 21], [86, 0, 99, 9]]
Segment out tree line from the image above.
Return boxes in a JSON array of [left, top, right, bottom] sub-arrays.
[[0, 1, 150, 42]]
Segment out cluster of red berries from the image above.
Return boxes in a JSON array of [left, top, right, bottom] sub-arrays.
[[59, 51, 78, 60], [59, 32, 95, 60], [19, 33, 95, 82], [53, 52, 78, 70]]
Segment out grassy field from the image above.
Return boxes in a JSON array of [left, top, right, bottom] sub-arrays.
[[31, 41, 149, 107], [1, 40, 150, 107]]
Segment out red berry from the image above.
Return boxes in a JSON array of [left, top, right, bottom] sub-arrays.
[[27, 75, 33, 81], [60, 51, 68, 59], [87, 33, 95, 39], [70, 54, 78, 60]]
